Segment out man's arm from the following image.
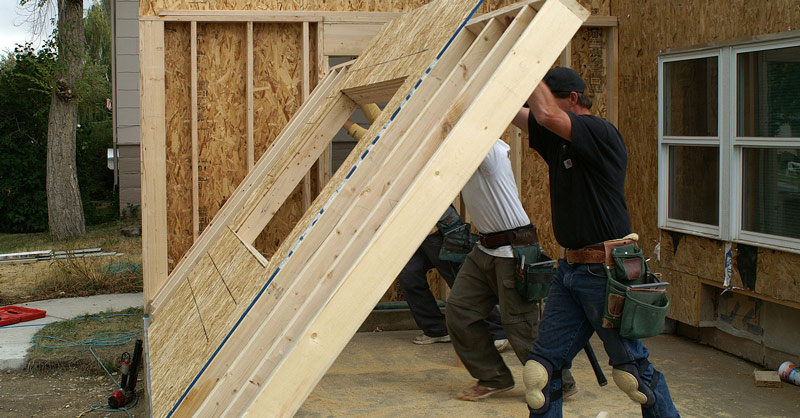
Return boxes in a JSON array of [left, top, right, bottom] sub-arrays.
[[511, 108, 531, 134], [528, 81, 573, 141]]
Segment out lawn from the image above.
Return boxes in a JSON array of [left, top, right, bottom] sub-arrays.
[[0, 220, 143, 305]]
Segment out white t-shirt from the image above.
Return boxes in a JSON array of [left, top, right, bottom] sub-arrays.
[[461, 140, 531, 258]]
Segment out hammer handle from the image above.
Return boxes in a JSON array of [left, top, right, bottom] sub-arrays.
[[584, 343, 608, 386]]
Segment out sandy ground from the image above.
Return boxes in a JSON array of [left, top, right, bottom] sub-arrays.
[[298, 330, 800, 417], [1, 330, 798, 417]]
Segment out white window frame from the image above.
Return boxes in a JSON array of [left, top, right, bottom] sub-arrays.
[[658, 49, 726, 239], [658, 32, 800, 253]]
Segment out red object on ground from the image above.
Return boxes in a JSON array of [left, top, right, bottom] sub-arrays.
[[0, 306, 47, 326]]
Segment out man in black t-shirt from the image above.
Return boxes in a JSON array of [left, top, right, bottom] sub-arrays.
[[511, 67, 680, 418]]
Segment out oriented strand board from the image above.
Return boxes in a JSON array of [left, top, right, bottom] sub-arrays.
[[164, 22, 193, 271], [251, 22, 305, 259], [197, 23, 249, 235], [659, 267, 700, 326], [140, 0, 606, 17]]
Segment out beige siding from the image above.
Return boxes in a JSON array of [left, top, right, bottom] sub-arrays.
[[114, 0, 141, 211]]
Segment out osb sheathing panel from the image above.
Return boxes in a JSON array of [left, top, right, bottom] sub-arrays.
[[251, 22, 304, 259], [148, 229, 268, 415], [164, 23, 193, 271], [614, 0, 800, 308], [197, 23, 248, 235], [754, 249, 800, 304], [141, 0, 605, 16], [659, 267, 700, 326]]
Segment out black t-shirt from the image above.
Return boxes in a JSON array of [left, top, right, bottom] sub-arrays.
[[528, 111, 631, 249]]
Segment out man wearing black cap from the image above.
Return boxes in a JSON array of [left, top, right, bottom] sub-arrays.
[[511, 67, 680, 417]]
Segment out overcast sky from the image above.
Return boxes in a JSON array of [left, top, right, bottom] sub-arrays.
[[0, 1, 94, 56]]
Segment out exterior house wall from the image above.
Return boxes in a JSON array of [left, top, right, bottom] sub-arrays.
[[611, 0, 800, 367], [114, 0, 141, 213]]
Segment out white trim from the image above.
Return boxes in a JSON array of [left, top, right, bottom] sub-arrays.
[[736, 231, 800, 255], [719, 47, 732, 241], [661, 136, 719, 146], [660, 222, 720, 240], [734, 137, 800, 147]]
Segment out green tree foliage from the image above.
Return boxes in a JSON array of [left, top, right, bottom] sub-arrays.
[[0, 44, 55, 232], [0, 1, 117, 233]]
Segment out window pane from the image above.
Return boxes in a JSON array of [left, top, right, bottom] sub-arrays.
[[737, 46, 800, 137], [664, 58, 718, 136], [668, 146, 719, 225], [742, 148, 800, 239]]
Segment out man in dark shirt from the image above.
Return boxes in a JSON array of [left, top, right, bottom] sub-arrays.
[[511, 67, 680, 418]]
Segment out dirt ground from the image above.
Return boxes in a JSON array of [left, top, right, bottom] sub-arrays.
[[0, 368, 148, 417], [2, 330, 799, 417]]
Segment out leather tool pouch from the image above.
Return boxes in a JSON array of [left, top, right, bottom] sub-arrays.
[[513, 245, 554, 302], [602, 243, 669, 339], [439, 223, 477, 264]]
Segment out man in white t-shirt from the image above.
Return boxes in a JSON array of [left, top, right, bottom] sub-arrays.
[[446, 139, 574, 401]]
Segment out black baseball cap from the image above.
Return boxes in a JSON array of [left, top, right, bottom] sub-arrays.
[[544, 67, 586, 94]]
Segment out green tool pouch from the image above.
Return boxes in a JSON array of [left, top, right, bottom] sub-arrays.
[[620, 283, 669, 339], [439, 223, 477, 264], [513, 245, 554, 302], [602, 243, 669, 339]]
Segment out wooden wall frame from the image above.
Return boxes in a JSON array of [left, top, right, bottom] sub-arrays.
[[140, 6, 618, 308], [140, 0, 592, 416]]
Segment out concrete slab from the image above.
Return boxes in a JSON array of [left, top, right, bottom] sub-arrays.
[[298, 330, 800, 417], [0, 293, 143, 370]]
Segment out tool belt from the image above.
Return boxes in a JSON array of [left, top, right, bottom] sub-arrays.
[[479, 224, 538, 249], [566, 237, 635, 265], [592, 236, 670, 339], [437, 205, 476, 264]]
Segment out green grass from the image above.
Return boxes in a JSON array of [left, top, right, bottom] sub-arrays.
[[26, 307, 144, 374]]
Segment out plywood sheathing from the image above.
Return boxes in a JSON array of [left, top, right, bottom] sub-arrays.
[[144, 0, 590, 416], [612, 0, 800, 316]]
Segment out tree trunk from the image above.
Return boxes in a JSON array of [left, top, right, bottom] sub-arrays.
[[47, 0, 86, 240]]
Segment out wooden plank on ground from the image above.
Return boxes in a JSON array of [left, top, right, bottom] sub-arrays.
[[754, 370, 782, 387]]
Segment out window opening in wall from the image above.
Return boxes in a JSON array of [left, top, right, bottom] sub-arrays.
[[658, 31, 800, 252]]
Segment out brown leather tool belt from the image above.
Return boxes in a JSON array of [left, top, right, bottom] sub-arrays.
[[566, 238, 636, 265], [478, 224, 538, 249]]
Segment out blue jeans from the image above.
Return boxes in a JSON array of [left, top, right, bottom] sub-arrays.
[[528, 260, 680, 418], [398, 233, 506, 340]]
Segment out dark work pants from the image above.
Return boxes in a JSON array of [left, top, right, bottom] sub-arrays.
[[397, 233, 505, 339]]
